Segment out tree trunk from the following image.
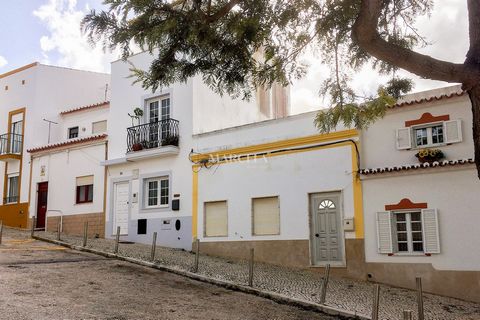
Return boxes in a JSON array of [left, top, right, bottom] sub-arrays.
[[468, 87, 480, 179]]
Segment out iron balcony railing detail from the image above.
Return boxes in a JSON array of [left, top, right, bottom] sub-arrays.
[[126, 119, 179, 153], [0, 133, 23, 155]]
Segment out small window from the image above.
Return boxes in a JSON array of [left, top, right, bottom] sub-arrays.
[[137, 219, 147, 234], [252, 196, 280, 236], [413, 124, 445, 148], [68, 127, 79, 139], [204, 201, 228, 237], [92, 120, 107, 134], [393, 211, 423, 253], [76, 175, 93, 204], [144, 177, 169, 208], [5, 173, 19, 204]]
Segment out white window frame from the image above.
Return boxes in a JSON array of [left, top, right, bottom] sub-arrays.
[[146, 95, 170, 123], [392, 210, 424, 254], [412, 122, 445, 148], [68, 126, 79, 139], [143, 176, 169, 209]]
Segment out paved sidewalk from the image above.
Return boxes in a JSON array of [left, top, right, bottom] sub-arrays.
[[34, 229, 480, 320]]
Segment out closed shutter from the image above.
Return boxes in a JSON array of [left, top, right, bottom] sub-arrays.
[[76, 175, 94, 186], [252, 197, 280, 235], [376, 211, 393, 254], [396, 128, 412, 150], [92, 120, 107, 134], [444, 120, 462, 144], [204, 201, 228, 237], [422, 209, 440, 254]]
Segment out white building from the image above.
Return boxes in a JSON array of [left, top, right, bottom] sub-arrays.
[[102, 52, 283, 250], [190, 115, 364, 276], [360, 85, 480, 302], [0, 62, 109, 229], [27, 102, 109, 237]]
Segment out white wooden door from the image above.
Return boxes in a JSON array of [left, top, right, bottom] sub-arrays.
[[113, 182, 129, 235], [310, 193, 344, 266]]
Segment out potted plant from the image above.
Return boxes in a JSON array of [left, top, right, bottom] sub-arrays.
[[415, 148, 445, 163], [129, 107, 144, 151], [128, 107, 144, 126]]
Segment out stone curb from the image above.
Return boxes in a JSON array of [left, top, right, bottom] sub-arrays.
[[33, 235, 370, 320]]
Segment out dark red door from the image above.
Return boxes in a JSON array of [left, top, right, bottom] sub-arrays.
[[36, 182, 48, 229]]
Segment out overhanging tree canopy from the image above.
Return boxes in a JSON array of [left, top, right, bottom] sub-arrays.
[[83, 0, 480, 177]]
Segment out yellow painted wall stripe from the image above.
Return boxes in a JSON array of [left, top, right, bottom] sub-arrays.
[[191, 129, 358, 161], [191, 129, 364, 240]]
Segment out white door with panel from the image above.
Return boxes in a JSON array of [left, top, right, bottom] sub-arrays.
[[310, 193, 344, 266], [113, 182, 130, 235]]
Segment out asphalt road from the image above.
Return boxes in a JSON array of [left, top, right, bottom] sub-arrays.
[[0, 229, 337, 320]]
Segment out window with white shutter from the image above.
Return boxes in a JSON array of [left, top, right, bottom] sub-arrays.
[[92, 120, 107, 134], [421, 209, 440, 254], [444, 119, 463, 144], [252, 196, 280, 235], [204, 201, 228, 237], [376, 211, 393, 254], [396, 128, 412, 150]]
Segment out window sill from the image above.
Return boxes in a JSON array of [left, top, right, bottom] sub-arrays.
[[75, 202, 93, 205], [410, 143, 447, 150], [387, 253, 431, 257]]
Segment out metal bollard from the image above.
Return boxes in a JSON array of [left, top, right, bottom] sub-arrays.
[[114, 226, 120, 254], [31, 217, 36, 238], [0, 220, 3, 245], [416, 277, 424, 320], [372, 284, 380, 320], [248, 248, 255, 287], [193, 239, 200, 273], [150, 232, 157, 262], [403, 310, 413, 320], [82, 222, 88, 247], [319, 264, 331, 304], [57, 220, 61, 241]]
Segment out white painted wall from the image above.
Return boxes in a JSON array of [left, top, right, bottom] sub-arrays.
[[362, 168, 480, 271], [196, 145, 356, 243], [60, 105, 109, 140], [0, 64, 110, 208], [361, 92, 473, 169], [29, 142, 107, 221]]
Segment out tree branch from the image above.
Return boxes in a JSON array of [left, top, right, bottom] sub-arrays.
[[352, 0, 480, 88], [207, 0, 242, 22], [466, 0, 480, 66]]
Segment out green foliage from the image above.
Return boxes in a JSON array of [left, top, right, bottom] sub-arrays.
[[314, 88, 395, 133], [82, 0, 432, 130]]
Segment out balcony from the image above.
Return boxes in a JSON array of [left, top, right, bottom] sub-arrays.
[[0, 133, 23, 161], [126, 119, 179, 159]]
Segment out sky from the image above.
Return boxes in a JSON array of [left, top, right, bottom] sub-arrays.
[[0, 0, 470, 114]]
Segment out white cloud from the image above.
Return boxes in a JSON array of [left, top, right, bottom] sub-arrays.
[[290, 0, 469, 114], [33, 0, 118, 73], [0, 55, 7, 68]]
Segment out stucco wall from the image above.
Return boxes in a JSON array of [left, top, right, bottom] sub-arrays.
[[362, 167, 480, 271]]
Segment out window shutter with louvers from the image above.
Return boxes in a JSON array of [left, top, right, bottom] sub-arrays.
[[376, 211, 393, 254], [444, 120, 463, 144], [396, 128, 412, 150], [422, 209, 440, 254]]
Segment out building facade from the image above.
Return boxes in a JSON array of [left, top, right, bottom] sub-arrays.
[[27, 102, 109, 237], [0, 63, 109, 229], [191, 113, 364, 278], [360, 85, 480, 302], [102, 52, 278, 250]]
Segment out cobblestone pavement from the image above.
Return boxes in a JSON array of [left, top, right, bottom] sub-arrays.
[[34, 229, 480, 320], [0, 228, 338, 320]]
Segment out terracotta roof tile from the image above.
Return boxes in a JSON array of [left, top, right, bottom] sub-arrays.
[[360, 158, 474, 175], [60, 101, 109, 115], [27, 134, 107, 153], [390, 91, 466, 109]]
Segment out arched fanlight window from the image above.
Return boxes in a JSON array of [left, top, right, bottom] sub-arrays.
[[319, 199, 335, 209]]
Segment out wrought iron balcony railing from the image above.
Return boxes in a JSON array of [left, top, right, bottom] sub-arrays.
[[0, 133, 23, 156], [126, 119, 179, 153]]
